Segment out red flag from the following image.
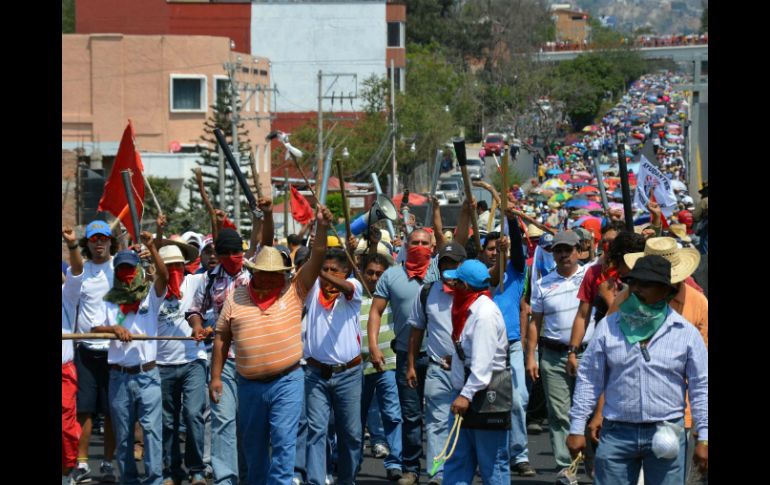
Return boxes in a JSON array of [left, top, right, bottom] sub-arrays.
[[290, 185, 313, 225], [98, 121, 145, 241]]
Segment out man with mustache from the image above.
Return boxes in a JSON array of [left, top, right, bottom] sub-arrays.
[[526, 230, 589, 469]]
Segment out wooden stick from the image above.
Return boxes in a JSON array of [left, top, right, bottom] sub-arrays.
[[509, 208, 557, 235], [487, 198, 498, 234], [62, 333, 196, 341], [289, 156, 373, 299], [499, 149, 508, 292], [336, 159, 352, 238], [472, 180, 501, 206], [109, 205, 130, 231], [250, 149, 264, 199], [143, 177, 164, 217], [194, 168, 218, 239]]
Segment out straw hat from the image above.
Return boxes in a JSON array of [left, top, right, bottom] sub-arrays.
[[355, 239, 395, 265], [526, 224, 544, 238], [623, 237, 700, 284], [668, 224, 691, 243], [246, 246, 294, 272], [159, 245, 185, 265], [157, 238, 198, 263]]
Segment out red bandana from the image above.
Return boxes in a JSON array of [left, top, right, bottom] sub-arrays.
[[166, 265, 184, 300], [219, 253, 243, 276], [119, 302, 141, 316], [248, 272, 286, 311], [115, 266, 137, 285], [185, 257, 201, 275], [405, 246, 432, 280], [451, 286, 492, 342], [318, 271, 348, 310]]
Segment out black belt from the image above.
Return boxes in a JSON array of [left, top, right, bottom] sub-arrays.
[[538, 337, 586, 354], [250, 361, 302, 383], [307, 355, 362, 379], [110, 361, 157, 374]]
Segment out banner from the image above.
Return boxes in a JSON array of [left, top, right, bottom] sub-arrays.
[[633, 155, 678, 217]]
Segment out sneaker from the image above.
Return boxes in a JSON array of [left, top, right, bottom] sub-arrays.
[[291, 477, 303, 485], [372, 443, 390, 459], [70, 463, 92, 483], [513, 461, 537, 477], [397, 472, 418, 485], [100, 461, 117, 483], [325, 474, 336, 485], [162, 479, 177, 485], [204, 464, 214, 479], [386, 468, 402, 481], [190, 472, 206, 485], [427, 477, 443, 485], [527, 422, 543, 434]]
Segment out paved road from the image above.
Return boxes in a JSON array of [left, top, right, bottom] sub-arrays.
[[79, 419, 592, 484]]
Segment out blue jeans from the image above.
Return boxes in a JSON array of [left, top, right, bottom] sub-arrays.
[[361, 370, 403, 472], [211, 358, 246, 485], [366, 396, 386, 445], [395, 351, 428, 475], [442, 411, 510, 485], [237, 368, 303, 485], [508, 341, 530, 465], [294, 366, 308, 483], [109, 367, 163, 485], [595, 419, 686, 485], [423, 365, 454, 480], [305, 363, 363, 485], [159, 360, 207, 481]]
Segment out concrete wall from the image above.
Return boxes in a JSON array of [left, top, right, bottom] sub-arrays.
[[251, 1, 386, 112]]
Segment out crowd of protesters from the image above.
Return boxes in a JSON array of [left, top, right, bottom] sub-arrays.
[[61, 72, 708, 485]]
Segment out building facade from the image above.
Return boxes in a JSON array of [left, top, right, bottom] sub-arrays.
[[553, 8, 590, 44]]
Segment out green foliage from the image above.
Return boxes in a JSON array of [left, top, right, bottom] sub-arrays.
[[62, 0, 75, 33], [490, 160, 527, 190], [143, 177, 205, 235], [588, 18, 625, 48], [325, 193, 344, 220]]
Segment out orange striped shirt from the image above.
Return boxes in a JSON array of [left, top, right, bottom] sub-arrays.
[[215, 279, 308, 380]]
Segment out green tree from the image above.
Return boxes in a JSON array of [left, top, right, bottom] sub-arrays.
[[62, 0, 75, 33], [143, 176, 208, 235], [184, 88, 254, 237]]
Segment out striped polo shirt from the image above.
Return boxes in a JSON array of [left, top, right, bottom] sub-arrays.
[[360, 296, 396, 374], [215, 278, 308, 380]]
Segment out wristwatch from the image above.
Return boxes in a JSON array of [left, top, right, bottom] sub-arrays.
[[697, 440, 708, 446], [567, 345, 579, 355]]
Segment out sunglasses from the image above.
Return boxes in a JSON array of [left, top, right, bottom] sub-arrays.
[[88, 235, 110, 243]]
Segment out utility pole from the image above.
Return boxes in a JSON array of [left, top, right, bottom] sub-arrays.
[[225, 58, 244, 227], [390, 59, 397, 198], [284, 167, 289, 238], [218, 144, 226, 210], [317, 69, 324, 192]]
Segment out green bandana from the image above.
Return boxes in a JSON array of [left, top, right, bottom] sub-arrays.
[[103, 266, 150, 306], [618, 293, 668, 345]]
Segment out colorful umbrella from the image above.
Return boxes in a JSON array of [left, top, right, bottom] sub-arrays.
[[578, 185, 599, 194], [542, 178, 566, 190], [574, 171, 592, 179], [565, 199, 592, 209], [548, 192, 572, 204], [547, 168, 564, 175], [392, 192, 428, 207]]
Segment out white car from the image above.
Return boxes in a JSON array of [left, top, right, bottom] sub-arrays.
[[436, 180, 462, 203], [434, 192, 449, 206], [465, 158, 485, 180]]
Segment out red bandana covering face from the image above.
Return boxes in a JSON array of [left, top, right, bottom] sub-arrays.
[[318, 271, 348, 310], [405, 246, 433, 280], [185, 257, 201, 275], [115, 266, 140, 315], [219, 253, 244, 276], [248, 272, 286, 311], [166, 265, 184, 300], [451, 286, 492, 342]]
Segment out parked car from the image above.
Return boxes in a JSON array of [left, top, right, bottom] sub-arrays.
[[434, 192, 449, 206], [436, 180, 462, 203], [483, 133, 505, 155], [465, 158, 485, 180]]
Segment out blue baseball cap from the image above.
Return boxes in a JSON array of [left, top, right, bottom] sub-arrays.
[[85, 220, 112, 238], [538, 233, 554, 249], [442, 259, 490, 290], [113, 250, 140, 269]]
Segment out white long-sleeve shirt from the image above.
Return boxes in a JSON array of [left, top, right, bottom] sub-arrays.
[[450, 295, 509, 401]]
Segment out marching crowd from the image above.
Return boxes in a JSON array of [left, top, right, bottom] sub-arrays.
[[61, 72, 708, 485]]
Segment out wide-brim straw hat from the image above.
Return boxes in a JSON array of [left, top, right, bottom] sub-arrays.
[[245, 246, 294, 272], [526, 224, 545, 238], [354, 240, 395, 265], [157, 238, 199, 263], [624, 237, 700, 284], [668, 224, 691, 243]]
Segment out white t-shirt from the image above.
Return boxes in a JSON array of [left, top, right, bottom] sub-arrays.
[[531, 264, 593, 345], [71, 259, 114, 350], [62, 275, 83, 365], [156, 274, 208, 365], [303, 278, 363, 365], [450, 295, 509, 400], [105, 286, 166, 367]]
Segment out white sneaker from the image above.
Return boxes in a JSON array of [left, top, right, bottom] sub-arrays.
[[325, 474, 336, 485], [372, 443, 390, 459], [70, 463, 92, 483]]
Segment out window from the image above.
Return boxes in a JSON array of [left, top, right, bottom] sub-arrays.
[[387, 67, 405, 92], [214, 76, 230, 108], [170, 75, 207, 112], [387, 22, 405, 48]]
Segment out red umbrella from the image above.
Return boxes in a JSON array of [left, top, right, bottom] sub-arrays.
[[574, 171, 592, 179], [392, 192, 428, 207], [578, 186, 599, 194], [558, 173, 572, 181]]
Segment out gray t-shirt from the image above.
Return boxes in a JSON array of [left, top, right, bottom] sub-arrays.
[[374, 264, 427, 353], [407, 282, 454, 362]]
